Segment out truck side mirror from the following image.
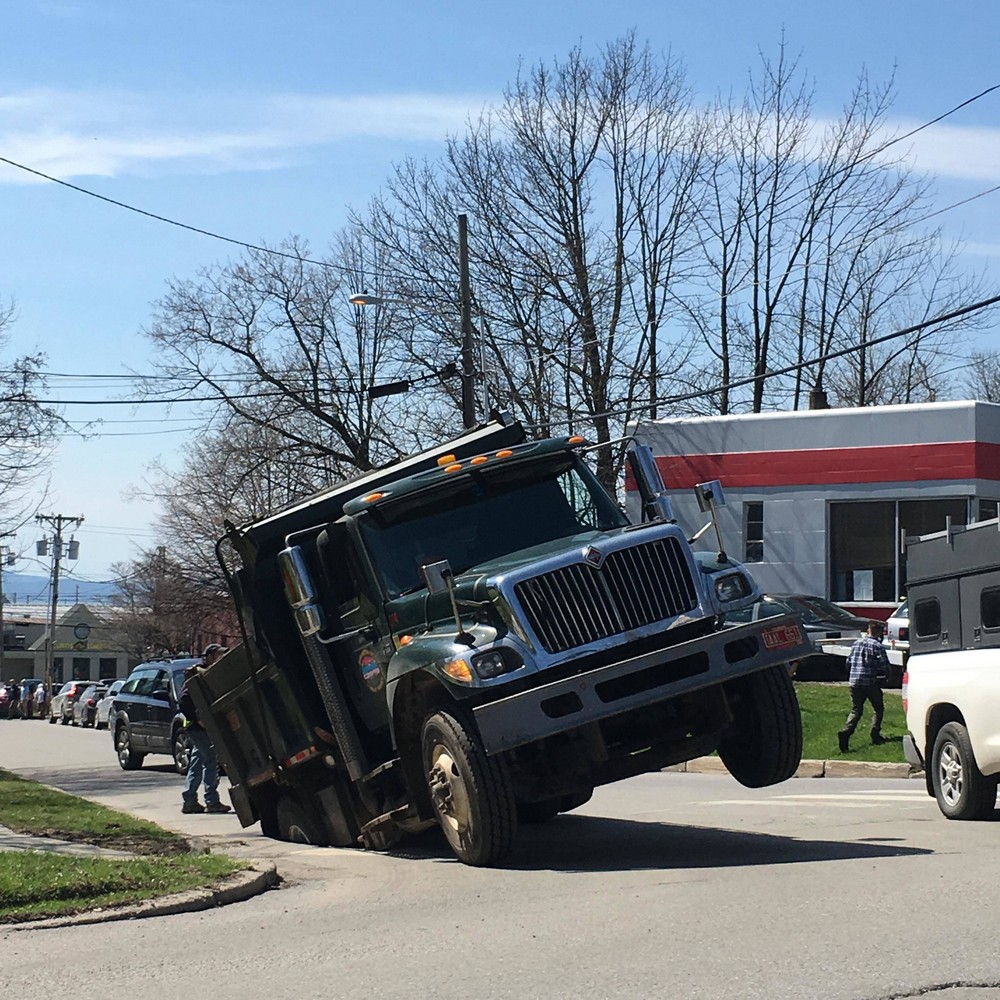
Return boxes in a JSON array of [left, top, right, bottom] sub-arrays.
[[694, 480, 727, 511], [421, 560, 454, 595], [627, 445, 674, 523]]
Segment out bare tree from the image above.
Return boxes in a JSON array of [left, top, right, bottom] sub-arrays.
[[109, 545, 225, 659], [0, 299, 58, 528]]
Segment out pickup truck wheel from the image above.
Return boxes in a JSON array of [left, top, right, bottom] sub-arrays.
[[115, 724, 145, 771], [931, 721, 997, 820], [421, 709, 516, 866], [172, 729, 192, 775], [718, 665, 803, 788], [275, 794, 327, 845]]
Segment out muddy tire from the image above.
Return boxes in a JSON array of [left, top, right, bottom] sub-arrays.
[[275, 794, 327, 845], [421, 709, 516, 866], [718, 665, 802, 788]]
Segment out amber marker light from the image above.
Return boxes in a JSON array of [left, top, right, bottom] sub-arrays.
[[436, 454, 457, 467], [568, 435, 585, 444], [398, 634, 414, 647], [471, 455, 488, 465], [444, 462, 463, 473], [362, 492, 384, 503], [443, 658, 473, 683], [495, 449, 513, 458]]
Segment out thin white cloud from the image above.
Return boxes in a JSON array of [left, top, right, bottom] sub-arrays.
[[1, 87, 998, 188], [0, 88, 490, 184]]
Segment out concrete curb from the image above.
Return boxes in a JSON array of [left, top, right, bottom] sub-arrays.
[[7, 860, 280, 931], [669, 756, 921, 779]]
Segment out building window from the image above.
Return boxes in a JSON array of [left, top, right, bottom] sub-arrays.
[[977, 499, 1000, 522], [72, 657, 90, 681], [53, 657, 64, 684], [99, 658, 117, 680], [744, 501, 764, 563], [830, 498, 967, 602]]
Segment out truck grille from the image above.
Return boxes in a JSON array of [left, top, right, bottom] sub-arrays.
[[514, 537, 699, 654]]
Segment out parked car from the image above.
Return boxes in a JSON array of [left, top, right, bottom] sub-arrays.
[[72, 683, 108, 728], [95, 679, 126, 730], [111, 659, 196, 774], [0, 682, 19, 718], [726, 593, 874, 679], [884, 599, 910, 654], [48, 680, 93, 725]]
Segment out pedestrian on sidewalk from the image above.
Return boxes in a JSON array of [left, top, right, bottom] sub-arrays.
[[839, 621, 891, 753], [6, 679, 21, 719], [178, 645, 232, 815], [34, 683, 46, 721]]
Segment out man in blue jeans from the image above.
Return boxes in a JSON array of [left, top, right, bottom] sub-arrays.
[[179, 645, 232, 815]]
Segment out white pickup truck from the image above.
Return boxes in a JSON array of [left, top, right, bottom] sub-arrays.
[[902, 518, 1000, 820]]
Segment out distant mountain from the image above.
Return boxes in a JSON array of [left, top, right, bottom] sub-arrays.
[[0, 572, 117, 606]]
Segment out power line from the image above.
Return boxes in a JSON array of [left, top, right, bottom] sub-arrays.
[[0, 154, 353, 276]]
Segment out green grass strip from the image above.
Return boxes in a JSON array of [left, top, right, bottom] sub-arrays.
[[0, 769, 185, 854], [0, 851, 241, 922], [796, 683, 907, 762]]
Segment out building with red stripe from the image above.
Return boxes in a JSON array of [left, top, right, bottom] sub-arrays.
[[629, 400, 1000, 616]]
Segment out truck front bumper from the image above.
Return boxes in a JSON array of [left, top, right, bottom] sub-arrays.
[[473, 615, 811, 754]]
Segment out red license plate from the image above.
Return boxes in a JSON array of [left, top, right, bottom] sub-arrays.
[[761, 623, 803, 650]]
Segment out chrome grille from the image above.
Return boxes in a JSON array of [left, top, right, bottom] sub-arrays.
[[514, 537, 699, 653]]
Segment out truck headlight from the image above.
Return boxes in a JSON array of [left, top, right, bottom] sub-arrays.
[[715, 573, 752, 604], [471, 648, 522, 679]]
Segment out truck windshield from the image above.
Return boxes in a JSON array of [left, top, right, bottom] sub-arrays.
[[358, 454, 628, 598]]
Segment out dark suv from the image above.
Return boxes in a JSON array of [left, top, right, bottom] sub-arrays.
[[111, 659, 197, 773]]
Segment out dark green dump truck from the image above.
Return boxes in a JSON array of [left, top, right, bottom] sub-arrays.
[[190, 415, 810, 866]]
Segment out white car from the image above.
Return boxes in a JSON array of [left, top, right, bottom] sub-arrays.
[[95, 678, 126, 730], [884, 599, 909, 654]]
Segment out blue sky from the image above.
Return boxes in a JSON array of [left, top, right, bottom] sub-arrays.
[[2, 0, 999, 589]]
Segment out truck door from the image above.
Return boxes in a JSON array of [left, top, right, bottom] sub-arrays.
[[317, 522, 393, 743]]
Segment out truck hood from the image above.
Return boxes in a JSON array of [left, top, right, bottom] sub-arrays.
[[383, 524, 666, 636]]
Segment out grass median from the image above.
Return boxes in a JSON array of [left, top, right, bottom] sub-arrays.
[[0, 770, 245, 923], [797, 681, 907, 763]]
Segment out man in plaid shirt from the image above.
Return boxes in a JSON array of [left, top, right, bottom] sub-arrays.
[[838, 621, 891, 753]]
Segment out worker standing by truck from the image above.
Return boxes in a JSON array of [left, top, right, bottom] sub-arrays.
[[179, 646, 232, 815]]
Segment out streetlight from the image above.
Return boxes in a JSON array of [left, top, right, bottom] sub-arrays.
[[349, 214, 479, 429], [350, 292, 478, 427]]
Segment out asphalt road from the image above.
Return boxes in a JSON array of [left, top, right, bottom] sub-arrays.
[[2, 719, 1000, 1000]]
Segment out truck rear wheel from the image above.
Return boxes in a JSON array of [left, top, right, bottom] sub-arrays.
[[931, 721, 998, 820], [718, 665, 802, 788], [275, 794, 327, 845], [421, 709, 516, 866]]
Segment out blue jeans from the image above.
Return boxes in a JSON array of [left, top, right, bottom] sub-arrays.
[[182, 727, 221, 806]]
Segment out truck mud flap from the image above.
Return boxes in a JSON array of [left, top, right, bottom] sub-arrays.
[[473, 615, 811, 754]]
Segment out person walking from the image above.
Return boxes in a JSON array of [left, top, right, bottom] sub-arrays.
[[178, 645, 232, 815], [6, 679, 21, 720], [839, 621, 891, 753], [33, 682, 47, 721]]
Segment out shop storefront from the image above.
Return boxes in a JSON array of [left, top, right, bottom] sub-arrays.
[[630, 400, 1000, 617]]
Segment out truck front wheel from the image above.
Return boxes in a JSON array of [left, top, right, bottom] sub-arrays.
[[718, 665, 802, 788], [275, 793, 327, 845], [421, 709, 516, 867]]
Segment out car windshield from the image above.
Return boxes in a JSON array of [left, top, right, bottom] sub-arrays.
[[892, 600, 909, 619], [358, 454, 628, 598], [783, 595, 859, 625]]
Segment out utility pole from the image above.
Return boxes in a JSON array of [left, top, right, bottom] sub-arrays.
[[0, 533, 15, 677], [36, 514, 83, 693], [458, 213, 477, 429]]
